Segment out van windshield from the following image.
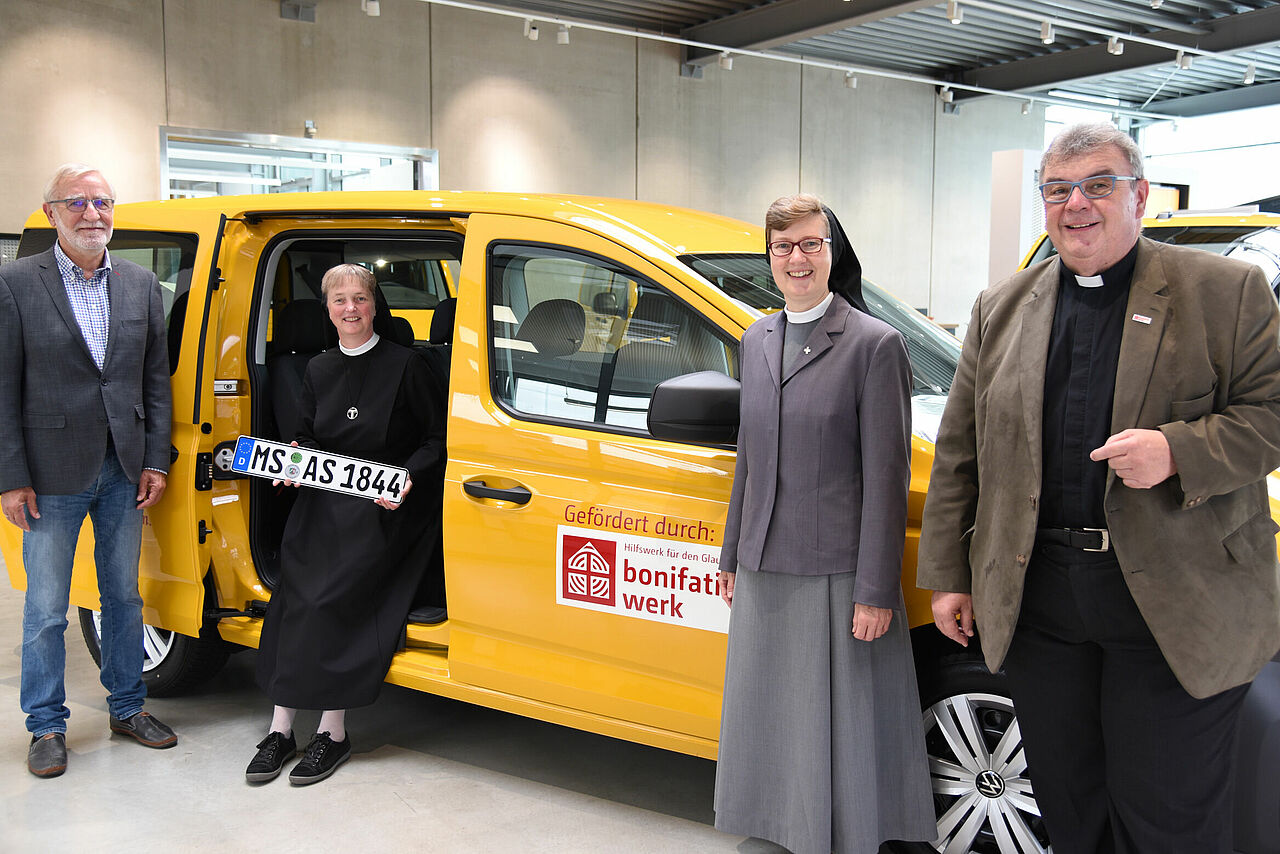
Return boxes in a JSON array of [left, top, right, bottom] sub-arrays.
[[680, 252, 961, 442]]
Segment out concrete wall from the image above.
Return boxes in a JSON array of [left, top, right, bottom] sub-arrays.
[[932, 98, 1048, 327], [0, 0, 1046, 323]]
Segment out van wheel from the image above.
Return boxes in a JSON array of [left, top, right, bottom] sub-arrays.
[[77, 607, 231, 697], [912, 656, 1053, 854]]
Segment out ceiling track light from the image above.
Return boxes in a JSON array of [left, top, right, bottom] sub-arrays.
[[1176, 50, 1192, 70], [1040, 21, 1054, 45], [718, 51, 734, 70], [1021, 100, 1031, 115], [1107, 36, 1124, 55], [947, 0, 963, 25], [1244, 62, 1256, 85], [557, 24, 570, 44], [523, 18, 538, 40], [361, 0, 380, 16], [844, 70, 858, 89], [938, 86, 954, 103], [1151, 0, 1163, 8]]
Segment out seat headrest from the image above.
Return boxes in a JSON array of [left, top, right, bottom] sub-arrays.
[[391, 316, 415, 346], [275, 300, 334, 353], [516, 299, 585, 358], [430, 297, 457, 346], [592, 291, 621, 316], [372, 287, 397, 341]]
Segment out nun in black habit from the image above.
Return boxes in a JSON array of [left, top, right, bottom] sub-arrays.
[[246, 263, 445, 786], [713, 195, 935, 853]]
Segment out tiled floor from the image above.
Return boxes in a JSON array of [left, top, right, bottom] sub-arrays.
[[0, 557, 790, 853]]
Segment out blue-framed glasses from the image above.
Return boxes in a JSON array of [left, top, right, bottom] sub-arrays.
[[48, 197, 115, 212], [1038, 175, 1137, 204]]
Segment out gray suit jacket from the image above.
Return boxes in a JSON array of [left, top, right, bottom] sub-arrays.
[[0, 247, 172, 495], [918, 238, 1280, 698], [721, 297, 913, 609]]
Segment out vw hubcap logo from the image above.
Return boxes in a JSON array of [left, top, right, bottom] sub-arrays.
[[975, 769, 1005, 798]]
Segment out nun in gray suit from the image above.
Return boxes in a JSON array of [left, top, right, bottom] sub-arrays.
[[714, 194, 934, 854]]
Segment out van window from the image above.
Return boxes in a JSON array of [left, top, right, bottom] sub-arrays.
[[489, 244, 738, 431], [274, 238, 452, 310], [18, 228, 198, 374]]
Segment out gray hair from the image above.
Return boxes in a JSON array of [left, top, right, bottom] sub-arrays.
[[43, 163, 114, 202], [1041, 122, 1145, 180], [320, 263, 378, 302]]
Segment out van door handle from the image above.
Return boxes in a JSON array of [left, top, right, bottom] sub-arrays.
[[463, 480, 532, 505]]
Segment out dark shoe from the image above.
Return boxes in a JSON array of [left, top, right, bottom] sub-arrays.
[[109, 712, 177, 748], [245, 731, 297, 783], [288, 731, 350, 785], [28, 733, 67, 778]]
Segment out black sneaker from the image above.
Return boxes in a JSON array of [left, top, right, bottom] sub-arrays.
[[288, 731, 350, 785], [245, 731, 297, 783]]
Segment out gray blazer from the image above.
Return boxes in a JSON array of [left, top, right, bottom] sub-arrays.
[[721, 297, 913, 609], [918, 238, 1280, 698], [0, 247, 172, 495]]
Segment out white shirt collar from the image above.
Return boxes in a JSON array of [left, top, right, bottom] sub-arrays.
[[784, 291, 834, 323], [340, 332, 380, 356], [1074, 274, 1105, 289]]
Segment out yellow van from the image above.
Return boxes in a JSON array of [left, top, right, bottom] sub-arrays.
[[4, 192, 1277, 854]]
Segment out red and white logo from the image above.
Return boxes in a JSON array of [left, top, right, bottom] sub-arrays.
[[562, 535, 615, 606]]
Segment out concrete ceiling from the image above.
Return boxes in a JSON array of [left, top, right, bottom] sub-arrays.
[[480, 0, 1280, 120]]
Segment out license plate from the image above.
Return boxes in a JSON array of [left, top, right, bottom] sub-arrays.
[[230, 435, 409, 503]]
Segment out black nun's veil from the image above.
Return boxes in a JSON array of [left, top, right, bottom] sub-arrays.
[[821, 205, 868, 314]]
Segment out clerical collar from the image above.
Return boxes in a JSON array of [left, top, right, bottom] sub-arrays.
[[340, 332, 380, 356], [784, 292, 834, 323], [1061, 241, 1140, 290]]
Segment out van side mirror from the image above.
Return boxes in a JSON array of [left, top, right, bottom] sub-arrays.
[[647, 371, 740, 446]]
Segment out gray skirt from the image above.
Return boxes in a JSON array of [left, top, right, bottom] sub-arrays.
[[714, 568, 936, 854]]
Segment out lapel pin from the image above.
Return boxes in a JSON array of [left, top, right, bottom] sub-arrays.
[[803, 346, 811, 355], [1132, 313, 1152, 325]]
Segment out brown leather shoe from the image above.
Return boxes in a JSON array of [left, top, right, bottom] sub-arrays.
[[28, 733, 67, 778], [109, 712, 177, 748]]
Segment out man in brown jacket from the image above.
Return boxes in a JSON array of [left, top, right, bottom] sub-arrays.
[[918, 122, 1280, 853]]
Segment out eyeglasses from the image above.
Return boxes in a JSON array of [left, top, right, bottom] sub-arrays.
[[1038, 175, 1137, 204], [48, 197, 115, 212], [768, 237, 831, 257]]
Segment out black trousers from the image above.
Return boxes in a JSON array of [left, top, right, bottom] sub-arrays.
[[1003, 544, 1249, 854]]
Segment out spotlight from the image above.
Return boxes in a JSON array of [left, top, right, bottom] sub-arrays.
[[557, 24, 570, 45], [523, 18, 538, 40], [1176, 50, 1192, 70], [1040, 21, 1054, 45], [1021, 100, 1031, 115], [361, 0, 380, 16], [304, 119, 317, 138], [718, 52, 733, 70], [1151, 0, 1163, 8], [947, 0, 962, 25], [844, 71, 858, 89], [939, 86, 954, 104], [1107, 36, 1124, 55], [1244, 62, 1256, 85]]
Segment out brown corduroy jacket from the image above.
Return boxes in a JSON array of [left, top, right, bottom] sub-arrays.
[[918, 238, 1280, 699]]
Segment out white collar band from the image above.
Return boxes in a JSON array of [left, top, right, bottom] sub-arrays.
[[340, 332, 380, 356], [784, 292, 834, 323]]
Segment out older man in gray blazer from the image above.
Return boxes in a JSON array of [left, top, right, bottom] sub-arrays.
[[918, 123, 1280, 853], [0, 164, 177, 778]]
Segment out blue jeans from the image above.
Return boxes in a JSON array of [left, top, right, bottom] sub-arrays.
[[21, 451, 147, 737]]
